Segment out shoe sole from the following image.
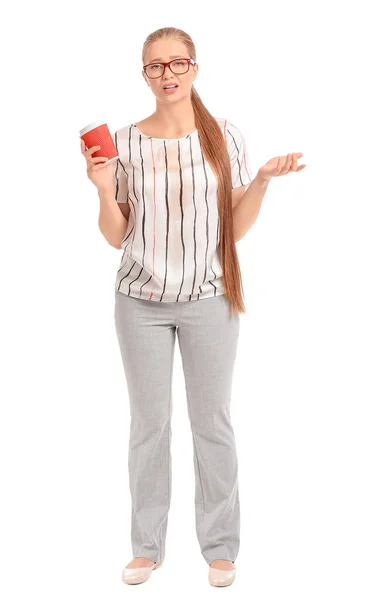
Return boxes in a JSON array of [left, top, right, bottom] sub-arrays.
[[209, 579, 235, 587]]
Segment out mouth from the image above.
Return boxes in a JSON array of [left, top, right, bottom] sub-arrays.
[[162, 84, 179, 93]]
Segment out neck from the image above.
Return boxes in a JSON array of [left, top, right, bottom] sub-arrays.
[[152, 97, 196, 132]]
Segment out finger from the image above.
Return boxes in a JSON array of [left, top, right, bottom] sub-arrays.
[[90, 161, 111, 172], [80, 139, 93, 152], [277, 154, 291, 174], [86, 158, 109, 173], [90, 156, 109, 163], [86, 145, 101, 156], [82, 144, 101, 158], [285, 153, 293, 173], [291, 153, 298, 171], [277, 156, 288, 171]]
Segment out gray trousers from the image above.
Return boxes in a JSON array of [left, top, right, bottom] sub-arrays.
[[114, 289, 241, 565]]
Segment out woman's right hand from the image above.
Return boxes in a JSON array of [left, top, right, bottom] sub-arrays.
[[80, 138, 115, 194]]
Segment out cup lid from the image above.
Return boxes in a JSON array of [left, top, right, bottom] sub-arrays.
[[79, 120, 106, 136]]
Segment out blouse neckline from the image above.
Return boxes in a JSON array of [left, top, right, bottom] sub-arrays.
[[132, 123, 198, 142]]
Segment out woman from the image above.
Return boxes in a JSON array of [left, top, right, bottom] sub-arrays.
[[81, 26, 305, 587]]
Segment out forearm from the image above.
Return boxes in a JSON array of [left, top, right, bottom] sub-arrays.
[[232, 173, 270, 240], [98, 188, 127, 249]]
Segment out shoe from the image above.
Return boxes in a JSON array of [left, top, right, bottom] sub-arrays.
[[208, 562, 236, 587], [122, 559, 163, 585]]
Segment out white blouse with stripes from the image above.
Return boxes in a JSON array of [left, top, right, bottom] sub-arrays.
[[112, 117, 252, 302]]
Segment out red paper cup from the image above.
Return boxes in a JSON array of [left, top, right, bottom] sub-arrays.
[[79, 120, 119, 164]]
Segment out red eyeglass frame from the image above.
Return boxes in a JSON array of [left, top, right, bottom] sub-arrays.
[[143, 57, 196, 78]]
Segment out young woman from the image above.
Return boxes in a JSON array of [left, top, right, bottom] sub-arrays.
[[81, 26, 305, 588]]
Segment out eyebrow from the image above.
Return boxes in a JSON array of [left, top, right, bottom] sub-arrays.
[[148, 55, 185, 62]]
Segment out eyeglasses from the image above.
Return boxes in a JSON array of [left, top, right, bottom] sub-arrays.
[[143, 57, 196, 79]]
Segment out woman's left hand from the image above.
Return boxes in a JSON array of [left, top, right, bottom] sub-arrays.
[[258, 153, 306, 183]]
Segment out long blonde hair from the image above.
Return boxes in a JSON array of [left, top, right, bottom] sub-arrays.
[[142, 27, 246, 317]]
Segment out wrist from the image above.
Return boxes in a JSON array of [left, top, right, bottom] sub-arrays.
[[255, 170, 271, 186], [98, 186, 115, 198]]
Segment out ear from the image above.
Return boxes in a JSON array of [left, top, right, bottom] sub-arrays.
[[192, 63, 199, 83]]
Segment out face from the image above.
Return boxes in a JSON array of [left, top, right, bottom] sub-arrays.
[[142, 38, 198, 101]]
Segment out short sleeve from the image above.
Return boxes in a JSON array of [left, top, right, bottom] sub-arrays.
[[225, 121, 253, 189], [111, 130, 128, 203]]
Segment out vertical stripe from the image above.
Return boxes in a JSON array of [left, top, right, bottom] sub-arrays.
[[189, 135, 197, 301], [148, 138, 157, 301], [139, 135, 147, 268], [159, 142, 170, 301], [198, 143, 213, 298], [176, 140, 186, 302]]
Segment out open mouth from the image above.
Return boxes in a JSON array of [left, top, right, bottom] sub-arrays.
[[163, 84, 179, 90]]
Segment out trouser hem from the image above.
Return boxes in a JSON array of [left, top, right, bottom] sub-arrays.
[[133, 547, 162, 563], [203, 548, 238, 566]]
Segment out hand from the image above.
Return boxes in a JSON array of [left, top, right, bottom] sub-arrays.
[[258, 153, 306, 183], [80, 138, 115, 193]]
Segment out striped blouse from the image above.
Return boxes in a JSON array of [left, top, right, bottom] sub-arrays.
[[112, 116, 252, 302]]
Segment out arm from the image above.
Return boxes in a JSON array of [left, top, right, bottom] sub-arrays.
[[98, 187, 128, 249], [232, 172, 270, 242], [232, 151, 306, 241]]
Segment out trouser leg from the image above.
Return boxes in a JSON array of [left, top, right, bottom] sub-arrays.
[[176, 294, 241, 565], [114, 291, 176, 563]]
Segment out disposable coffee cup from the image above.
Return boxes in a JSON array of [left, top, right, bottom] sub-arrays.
[[79, 120, 119, 164]]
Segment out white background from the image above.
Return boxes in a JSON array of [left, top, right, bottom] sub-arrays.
[[1, 0, 365, 598]]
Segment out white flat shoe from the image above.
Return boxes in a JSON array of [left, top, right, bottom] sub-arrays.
[[122, 560, 163, 585], [208, 564, 236, 587]]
